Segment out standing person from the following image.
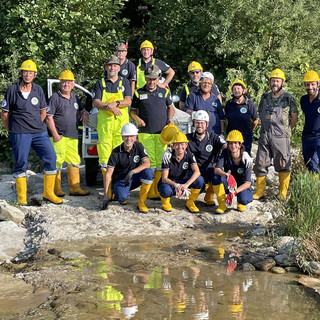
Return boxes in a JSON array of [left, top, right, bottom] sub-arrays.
[[130, 64, 175, 198], [185, 72, 225, 135], [1, 59, 62, 205], [301, 70, 320, 174], [46, 69, 90, 197], [179, 61, 222, 110], [115, 42, 137, 96], [92, 55, 132, 183], [225, 79, 259, 155], [158, 132, 204, 213], [134, 40, 175, 89], [214, 130, 253, 213], [101, 123, 154, 213], [253, 69, 298, 200]]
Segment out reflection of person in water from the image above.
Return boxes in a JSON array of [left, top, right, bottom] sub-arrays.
[[121, 288, 139, 319], [173, 280, 188, 314], [228, 284, 245, 320], [193, 290, 209, 320]]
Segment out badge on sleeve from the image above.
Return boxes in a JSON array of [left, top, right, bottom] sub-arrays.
[[1, 99, 7, 108], [133, 155, 140, 163], [143, 148, 148, 156], [31, 97, 39, 105], [318, 107, 320, 113], [74, 103, 79, 110]]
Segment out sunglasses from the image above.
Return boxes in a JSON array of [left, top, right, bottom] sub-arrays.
[[190, 70, 201, 75]]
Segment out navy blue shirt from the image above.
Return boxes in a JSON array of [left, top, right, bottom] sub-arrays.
[[2, 82, 47, 134], [225, 96, 258, 136], [186, 132, 225, 169], [180, 81, 220, 103], [119, 59, 137, 81], [131, 85, 172, 134], [185, 91, 224, 134], [216, 149, 252, 185], [93, 75, 132, 101], [107, 141, 148, 182], [301, 93, 320, 137], [47, 92, 84, 139], [162, 150, 197, 181]]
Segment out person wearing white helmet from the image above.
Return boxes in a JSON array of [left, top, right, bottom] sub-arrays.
[[179, 61, 222, 110], [101, 123, 154, 212], [185, 72, 225, 135]]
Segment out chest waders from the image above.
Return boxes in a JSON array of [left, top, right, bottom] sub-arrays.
[[97, 77, 129, 166], [136, 58, 155, 89]]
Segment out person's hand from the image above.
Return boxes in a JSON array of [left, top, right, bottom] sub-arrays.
[[175, 183, 183, 197], [124, 170, 134, 186], [80, 110, 89, 124], [226, 171, 237, 189], [242, 151, 253, 168], [53, 134, 61, 143], [162, 149, 172, 164], [107, 102, 122, 117], [101, 195, 109, 210], [225, 191, 237, 206], [135, 117, 146, 127]]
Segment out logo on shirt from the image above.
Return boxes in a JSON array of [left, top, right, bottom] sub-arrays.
[[318, 107, 320, 113], [74, 103, 79, 110], [206, 144, 213, 152], [237, 168, 244, 174], [133, 155, 140, 163], [182, 162, 189, 170], [212, 102, 217, 107], [117, 86, 125, 92], [31, 97, 39, 105], [240, 107, 247, 114], [122, 69, 128, 76], [1, 99, 7, 108], [158, 93, 163, 98]]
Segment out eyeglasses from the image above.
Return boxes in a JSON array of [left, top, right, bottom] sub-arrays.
[[190, 70, 201, 75]]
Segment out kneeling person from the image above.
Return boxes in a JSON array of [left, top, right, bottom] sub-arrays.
[[158, 132, 204, 213], [101, 123, 154, 212]]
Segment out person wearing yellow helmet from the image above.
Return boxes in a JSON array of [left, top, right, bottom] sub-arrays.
[[179, 61, 222, 110], [1, 60, 62, 205], [214, 130, 253, 212], [134, 40, 175, 89], [301, 70, 320, 174], [46, 69, 90, 197], [253, 69, 298, 201], [225, 79, 259, 155], [158, 131, 205, 213]]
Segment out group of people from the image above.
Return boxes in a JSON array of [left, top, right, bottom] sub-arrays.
[[2, 39, 320, 214]]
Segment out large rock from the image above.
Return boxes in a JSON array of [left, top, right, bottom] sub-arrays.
[[0, 221, 27, 262], [301, 261, 320, 276], [254, 258, 276, 271], [276, 236, 296, 255], [0, 200, 25, 224]]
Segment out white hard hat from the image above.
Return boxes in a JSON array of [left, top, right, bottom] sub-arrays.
[[121, 123, 139, 136], [193, 110, 209, 122], [201, 71, 214, 83]]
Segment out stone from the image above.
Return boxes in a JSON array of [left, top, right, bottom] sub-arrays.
[[276, 236, 296, 255], [59, 252, 87, 260], [299, 276, 320, 289], [258, 247, 276, 254], [241, 262, 255, 271], [255, 258, 276, 271], [285, 267, 300, 273], [301, 261, 320, 276], [274, 254, 297, 267], [271, 267, 286, 274], [0, 200, 25, 224], [252, 227, 266, 236]]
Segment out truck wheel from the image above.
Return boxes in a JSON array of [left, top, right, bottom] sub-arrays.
[[85, 158, 99, 186]]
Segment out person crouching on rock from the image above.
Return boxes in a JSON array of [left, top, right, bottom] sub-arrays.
[[101, 123, 154, 212], [158, 131, 204, 213], [213, 130, 253, 213]]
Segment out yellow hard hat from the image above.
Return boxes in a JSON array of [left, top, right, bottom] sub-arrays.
[[226, 130, 244, 143], [230, 79, 247, 92], [172, 131, 188, 143], [269, 68, 286, 81], [140, 40, 154, 51], [159, 124, 180, 145], [59, 69, 75, 81], [188, 61, 203, 73], [303, 70, 320, 82], [20, 59, 37, 72]]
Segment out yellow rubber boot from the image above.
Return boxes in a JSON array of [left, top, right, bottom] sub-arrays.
[[43, 174, 63, 204], [253, 176, 266, 200], [161, 197, 172, 212], [213, 184, 226, 213], [277, 172, 290, 200], [148, 170, 161, 199], [68, 166, 90, 196], [237, 203, 246, 212], [185, 188, 201, 213], [138, 183, 152, 213], [204, 184, 215, 205], [16, 177, 27, 205], [54, 171, 65, 197]]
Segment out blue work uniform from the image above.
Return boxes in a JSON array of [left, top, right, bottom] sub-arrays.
[[119, 59, 137, 82], [185, 91, 224, 134], [214, 150, 253, 205], [107, 141, 154, 203], [180, 81, 221, 104], [158, 151, 204, 198], [225, 96, 258, 155], [2, 81, 56, 177], [300, 92, 320, 173]]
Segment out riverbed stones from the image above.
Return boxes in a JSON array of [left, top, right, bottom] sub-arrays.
[[252, 227, 266, 236], [271, 266, 286, 274], [241, 262, 255, 271], [301, 261, 320, 276], [0, 200, 25, 224], [274, 254, 297, 267], [59, 252, 87, 260], [254, 258, 276, 271], [285, 267, 299, 273], [276, 236, 296, 255]]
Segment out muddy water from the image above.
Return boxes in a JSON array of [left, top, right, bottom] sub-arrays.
[[1, 234, 320, 319]]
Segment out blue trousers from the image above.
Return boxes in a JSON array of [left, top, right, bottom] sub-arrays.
[[10, 132, 57, 178], [302, 135, 320, 173], [243, 134, 253, 156], [158, 175, 205, 198], [113, 168, 154, 203], [212, 175, 253, 205]]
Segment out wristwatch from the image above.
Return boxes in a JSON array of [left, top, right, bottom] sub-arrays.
[[115, 101, 120, 106]]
